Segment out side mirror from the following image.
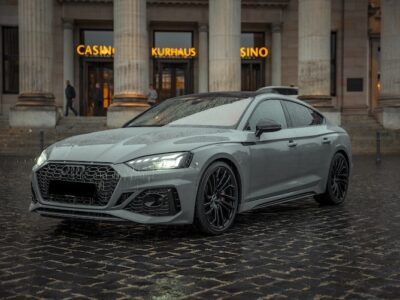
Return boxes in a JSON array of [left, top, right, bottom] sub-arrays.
[[255, 119, 282, 137]]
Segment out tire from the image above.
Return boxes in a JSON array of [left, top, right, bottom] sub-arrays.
[[315, 152, 350, 205], [194, 161, 239, 235]]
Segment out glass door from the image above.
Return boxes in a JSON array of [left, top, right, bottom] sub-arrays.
[[241, 61, 263, 91], [83, 62, 114, 116], [154, 61, 192, 101]]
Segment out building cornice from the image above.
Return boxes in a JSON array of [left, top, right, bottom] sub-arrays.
[[58, 0, 289, 8]]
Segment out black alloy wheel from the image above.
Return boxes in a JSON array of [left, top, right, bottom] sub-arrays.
[[315, 152, 350, 205], [195, 161, 239, 234]]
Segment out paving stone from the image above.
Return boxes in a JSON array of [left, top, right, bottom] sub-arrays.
[[0, 155, 399, 299]]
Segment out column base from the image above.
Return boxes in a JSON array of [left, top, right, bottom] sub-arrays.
[[9, 105, 59, 128], [376, 106, 400, 130], [377, 95, 400, 129], [107, 102, 150, 128]]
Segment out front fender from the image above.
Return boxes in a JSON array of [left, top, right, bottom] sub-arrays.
[[190, 143, 251, 209]]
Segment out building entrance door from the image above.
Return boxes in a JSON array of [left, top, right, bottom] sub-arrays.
[[241, 61, 263, 91], [154, 61, 192, 101], [82, 61, 113, 116]]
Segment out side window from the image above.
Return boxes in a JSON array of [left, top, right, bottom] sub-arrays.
[[310, 109, 324, 125], [284, 101, 324, 127], [246, 100, 288, 131]]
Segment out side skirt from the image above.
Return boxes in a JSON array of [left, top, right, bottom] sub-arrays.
[[243, 192, 316, 212]]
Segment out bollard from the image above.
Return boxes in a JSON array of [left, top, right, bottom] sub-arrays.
[[376, 131, 381, 164], [39, 130, 44, 152]]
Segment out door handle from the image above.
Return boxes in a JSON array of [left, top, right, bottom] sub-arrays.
[[288, 140, 297, 148], [322, 137, 331, 145]]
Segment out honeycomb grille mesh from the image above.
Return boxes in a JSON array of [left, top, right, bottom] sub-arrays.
[[125, 188, 181, 216], [36, 163, 120, 206]]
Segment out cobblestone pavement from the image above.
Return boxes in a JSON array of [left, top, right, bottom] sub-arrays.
[[0, 156, 399, 300]]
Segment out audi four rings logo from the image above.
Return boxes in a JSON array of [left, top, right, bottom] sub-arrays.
[[61, 165, 85, 177]]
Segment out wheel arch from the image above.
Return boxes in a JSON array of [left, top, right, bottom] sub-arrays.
[[332, 145, 352, 173], [336, 149, 350, 165], [198, 153, 244, 208]]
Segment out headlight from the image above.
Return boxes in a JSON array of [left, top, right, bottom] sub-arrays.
[[35, 150, 48, 168], [126, 152, 192, 171]]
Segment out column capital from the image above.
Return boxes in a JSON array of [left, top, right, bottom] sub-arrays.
[[271, 23, 282, 33], [198, 24, 208, 32], [62, 19, 74, 30]]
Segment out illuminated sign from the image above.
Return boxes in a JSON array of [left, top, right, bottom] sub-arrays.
[[152, 47, 197, 58], [75, 45, 269, 59], [76, 45, 115, 56], [240, 47, 269, 58]]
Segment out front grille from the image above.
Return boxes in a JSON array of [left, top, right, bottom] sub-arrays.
[[36, 163, 120, 206], [125, 188, 181, 216]]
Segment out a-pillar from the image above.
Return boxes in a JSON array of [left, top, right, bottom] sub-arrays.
[[271, 23, 282, 86], [298, 0, 340, 125], [209, 0, 241, 91], [107, 0, 150, 128], [378, 0, 400, 129], [198, 24, 209, 93], [10, 0, 58, 127], [63, 20, 74, 116]]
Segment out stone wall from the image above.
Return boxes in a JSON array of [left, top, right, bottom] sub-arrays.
[[0, 0, 375, 120]]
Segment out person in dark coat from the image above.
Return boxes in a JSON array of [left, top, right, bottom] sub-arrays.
[[93, 83, 104, 115], [65, 80, 78, 116]]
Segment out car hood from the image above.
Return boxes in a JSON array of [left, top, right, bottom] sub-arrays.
[[47, 126, 244, 163]]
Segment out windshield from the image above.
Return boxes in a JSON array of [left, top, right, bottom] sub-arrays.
[[126, 95, 253, 128]]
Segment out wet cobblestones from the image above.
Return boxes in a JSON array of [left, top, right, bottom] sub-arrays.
[[0, 156, 399, 299]]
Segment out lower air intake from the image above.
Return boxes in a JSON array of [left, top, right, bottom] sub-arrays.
[[125, 188, 181, 216]]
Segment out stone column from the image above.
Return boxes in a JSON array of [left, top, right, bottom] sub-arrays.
[[107, 0, 150, 128], [378, 0, 400, 129], [10, 0, 58, 127], [271, 23, 282, 86], [298, 0, 331, 106], [198, 24, 209, 93], [209, 0, 241, 91], [63, 20, 74, 116]]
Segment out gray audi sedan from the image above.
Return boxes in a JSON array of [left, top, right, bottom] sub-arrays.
[[30, 92, 351, 234]]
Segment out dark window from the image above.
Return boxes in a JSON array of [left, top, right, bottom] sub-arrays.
[[347, 78, 363, 92], [284, 101, 324, 127], [241, 32, 264, 48], [83, 30, 113, 46], [154, 31, 192, 48], [331, 32, 337, 96], [2, 26, 19, 93], [247, 100, 287, 131]]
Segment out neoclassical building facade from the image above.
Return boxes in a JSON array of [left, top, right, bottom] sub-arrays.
[[0, 0, 399, 128]]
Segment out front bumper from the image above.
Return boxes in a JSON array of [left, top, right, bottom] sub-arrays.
[[30, 162, 200, 224]]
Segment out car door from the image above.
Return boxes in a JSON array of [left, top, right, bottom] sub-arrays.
[[282, 100, 330, 190], [246, 99, 299, 202]]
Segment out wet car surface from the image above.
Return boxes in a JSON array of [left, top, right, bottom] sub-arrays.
[[1, 156, 399, 299]]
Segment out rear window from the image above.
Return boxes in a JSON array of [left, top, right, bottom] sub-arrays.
[[284, 101, 324, 127]]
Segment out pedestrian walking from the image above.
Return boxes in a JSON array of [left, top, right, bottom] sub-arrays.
[[93, 83, 104, 115], [65, 80, 78, 116], [147, 84, 158, 106]]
